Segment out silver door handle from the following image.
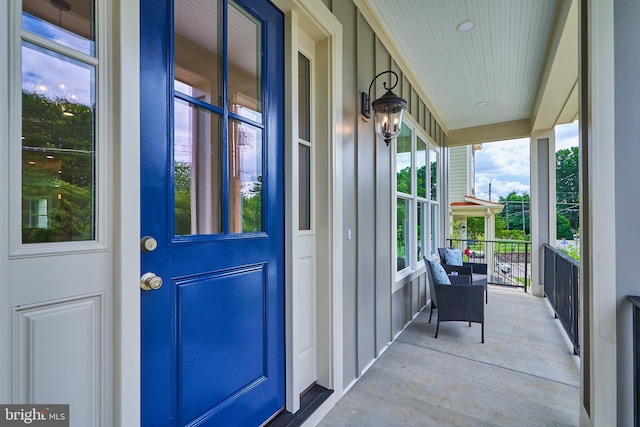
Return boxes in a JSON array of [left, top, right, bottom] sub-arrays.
[[140, 272, 163, 290]]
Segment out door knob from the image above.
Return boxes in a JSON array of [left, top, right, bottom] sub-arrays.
[[140, 272, 163, 290]]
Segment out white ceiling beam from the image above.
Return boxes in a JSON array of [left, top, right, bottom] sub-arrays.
[[530, 0, 578, 132], [446, 119, 531, 146]]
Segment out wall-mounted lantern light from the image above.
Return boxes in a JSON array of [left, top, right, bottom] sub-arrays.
[[361, 70, 407, 146]]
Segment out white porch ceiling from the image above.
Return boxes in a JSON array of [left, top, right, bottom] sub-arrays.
[[359, 0, 578, 145]]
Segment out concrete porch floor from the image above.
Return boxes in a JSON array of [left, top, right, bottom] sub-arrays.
[[318, 286, 580, 426]]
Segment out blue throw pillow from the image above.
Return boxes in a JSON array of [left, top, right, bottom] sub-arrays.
[[430, 261, 451, 285], [445, 248, 463, 266]]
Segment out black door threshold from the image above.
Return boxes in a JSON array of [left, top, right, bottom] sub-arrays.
[[266, 384, 333, 427]]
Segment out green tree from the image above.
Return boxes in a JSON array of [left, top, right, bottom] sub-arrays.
[[466, 217, 484, 240], [498, 192, 530, 236], [556, 146, 579, 233], [557, 212, 573, 239], [397, 166, 411, 194], [174, 162, 192, 235], [22, 92, 95, 243], [242, 181, 262, 232]]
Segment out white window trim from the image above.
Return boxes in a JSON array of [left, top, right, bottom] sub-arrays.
[[9, 0, 111, 258], [393, 115, 440, 291]]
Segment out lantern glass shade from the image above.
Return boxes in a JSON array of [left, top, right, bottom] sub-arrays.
[[372, 89, 406, 145], [375, 110, 403, 145]]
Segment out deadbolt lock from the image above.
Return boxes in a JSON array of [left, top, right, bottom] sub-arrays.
[[140, 236, 158, 253]]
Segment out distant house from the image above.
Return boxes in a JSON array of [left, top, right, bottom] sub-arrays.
[[448, 145, 503, 242]]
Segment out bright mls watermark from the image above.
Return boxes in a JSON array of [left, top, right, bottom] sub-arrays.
[[0, 405, 68, 426]]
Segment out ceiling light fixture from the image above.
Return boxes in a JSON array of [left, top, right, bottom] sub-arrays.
[[476, 101, 488, 107], [50, 0, 71, 27], [457, 20, 475, 32]]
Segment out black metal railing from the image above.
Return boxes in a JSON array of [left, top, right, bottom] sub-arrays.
[[628, 296, 640, 427], [446, 238, 531, 291], [544, 244, 580, 355]]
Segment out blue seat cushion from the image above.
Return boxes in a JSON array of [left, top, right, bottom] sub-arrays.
[[445, 248, 463, 266], [430, 261, 451, 285]]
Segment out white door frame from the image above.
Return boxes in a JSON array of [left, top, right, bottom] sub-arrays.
[[276, 0, 343, 415], [0, 0, 140, 425], [111, 1, 141, 424]]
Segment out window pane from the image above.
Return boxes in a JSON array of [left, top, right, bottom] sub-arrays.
[[418, 202, 426, 262], [397, 198, 410, 271], [396, 125, 412, 194], [430, 148, 438, 201], [22, 42, 96, 243], [228, 0, 262, 123], [299, 144, 311, 230], [22, 0, 95, 56], [298, 53, 310, 141], [430, 204, 438, 255], [228, 120, 262, 233], [416, 137, 427, 198], [174, 98, 222, 236], [174, 0, 222, 107]]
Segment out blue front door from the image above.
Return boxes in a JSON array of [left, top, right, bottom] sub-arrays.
[[140, 0, 284, 425]]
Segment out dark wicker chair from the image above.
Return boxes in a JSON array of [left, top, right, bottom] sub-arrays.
[[438, 247, 489, 303], [425, 257, 485, 343]]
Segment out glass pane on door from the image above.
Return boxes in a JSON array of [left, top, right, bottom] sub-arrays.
[[21, 42, 96, 243], [174, 97, 223, 236], [228, 0, 262, 123], [228, 120, 262, 233], [174, 0, 222, 107]]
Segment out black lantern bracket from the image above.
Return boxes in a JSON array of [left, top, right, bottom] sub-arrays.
[[361, 70, 403, 119]]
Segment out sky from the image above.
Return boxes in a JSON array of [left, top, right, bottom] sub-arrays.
[[473, 120, 579, 202]]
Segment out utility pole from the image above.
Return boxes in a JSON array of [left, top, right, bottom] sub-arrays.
[[488, 181, 492, 202], [505, 202, 509, 230]]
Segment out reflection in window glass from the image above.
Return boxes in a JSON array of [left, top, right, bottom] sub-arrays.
[[396, 126, 412, 194], [416, 137, 427, 199], [174, 97, 222, 236], [174, 0, 222, 107], [430, 148, 438, 201], [22, 0, 95, 56], [397, 198, 410, 271], [21, 42, 96, 243], [298, 53, 310, 141], [299, 144, 311, 230], [228, 0, 262, 123], [430, 203, 438, 255], [229, 120, 262, 233], [418, 202, 426, 262]]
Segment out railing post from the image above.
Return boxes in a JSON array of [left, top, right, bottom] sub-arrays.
[[627, 296, 640, 427], [524, 242, 529, 293]]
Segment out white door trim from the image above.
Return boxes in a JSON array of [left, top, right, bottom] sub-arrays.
[[112, 1, 141, 424], [276, 0, 343, 414], [1, 0, 11, 405]]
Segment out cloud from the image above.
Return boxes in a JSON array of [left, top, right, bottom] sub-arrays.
[[474, 138, 530, 200], [556, 121, 579, 151], [472, 121, 579, 201], [475, 174, 530, 201]]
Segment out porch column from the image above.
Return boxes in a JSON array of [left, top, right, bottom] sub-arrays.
[[484, 211, 496, 279], [530, 129, 556, 297]]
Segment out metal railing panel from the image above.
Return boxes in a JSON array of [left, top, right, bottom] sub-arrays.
[[446, 238, 531, 291], [543, 244, 580, 355]]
